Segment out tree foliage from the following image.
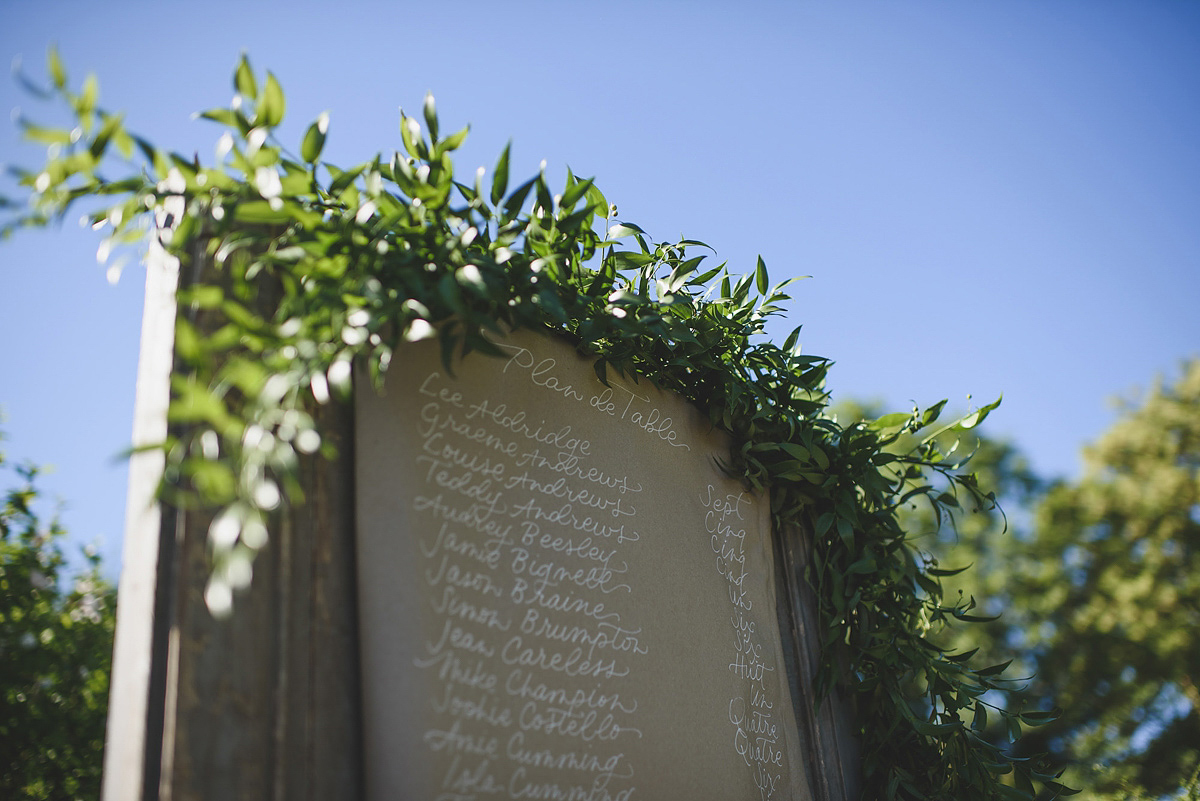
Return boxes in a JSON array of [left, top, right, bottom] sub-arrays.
[[0, 431, 117, 800], [2, 50, 1071, 799], [908, 363, 1200, 799], [1010, 361, 1200, 798]]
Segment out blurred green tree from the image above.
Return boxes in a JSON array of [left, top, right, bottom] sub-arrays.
[[1009, 361, 1200, 798], [903, 362, 1200, 799], [0, 431, 116, 800]]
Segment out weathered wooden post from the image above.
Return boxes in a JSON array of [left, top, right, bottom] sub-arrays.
[[102, 240, 364, 801]]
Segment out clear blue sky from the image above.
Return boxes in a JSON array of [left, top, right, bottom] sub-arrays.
[[2, 1, 1198, 575]]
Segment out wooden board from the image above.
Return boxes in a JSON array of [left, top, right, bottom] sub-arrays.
[[355, 329, 814, 800]]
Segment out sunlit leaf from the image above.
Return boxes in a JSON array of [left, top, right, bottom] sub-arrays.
[[959, 396, 1003, 430], [79, 73, 98, 113], [301, 112, 328, 164], [490, 142, 510, 206], [235, 54, 257, 100], [256, 71, 285, 128], [422, 92, 438, 141], [438, 124, 469, 153], [47, 47, 67, 89]]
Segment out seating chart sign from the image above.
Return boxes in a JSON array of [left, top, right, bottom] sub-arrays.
[[355, 329, 811, 800]]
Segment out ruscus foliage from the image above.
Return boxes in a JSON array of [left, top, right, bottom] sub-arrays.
[[2, 50, 1073, 800]]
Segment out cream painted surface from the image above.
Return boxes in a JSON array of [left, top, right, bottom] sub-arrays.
[[355, 329, 812, 800]]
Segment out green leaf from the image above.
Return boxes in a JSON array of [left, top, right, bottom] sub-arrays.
[[971, 701, 988, 731], [535, 173, 554, 216], [301, 113, 328, 164], [928, 564, 972, 577], [872, 412, 911, 430], [607, 222, 643, 239], [503, 176, 536, 218], [17, 118, 72, 146], [79, 73, 99, 114], [807, 444, 830, 470], [959, 395, 1002, 430], [779, 442, 811, 461], [608, 251, 655, 271], [846, 556, 876, 575], [47, 47, 67, 89], [1018, 709, 1059, 725], [89, 112, 124, 159], [235, 54, 257, 100], [399, 114, 424, 159], [947, 647, 979, 663], [230, 200, 292, 225], [173, 317, 203, 362], [197, 109, 240, 128], [327, 163, 366, 195], [438, 124, 469, 153], [184, 459, 237, 503], [835, 517, 854, 546], [586, 259, 617, 297], [690, 263, 724, 287], [423, 92, 439, 142], [755, 255, 768, 294], [490, 142, 510, 206], [179, 284, 224, 310], [976, 660, 1014, 677], [585, 183, 609, 218], [936, 491, 961, 508], [559, 174, 594, 212], [1005, 713, 1022, 742], [256, 71, 285, 128], [913, 720, 960, 735], [920, 398, 948, 427], [557, 205, 595, 234]]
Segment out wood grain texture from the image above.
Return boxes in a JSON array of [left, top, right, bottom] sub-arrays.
[[153, 395, 362, 801], [103, 250, 364, 801], [774, 523, 861, 801]]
